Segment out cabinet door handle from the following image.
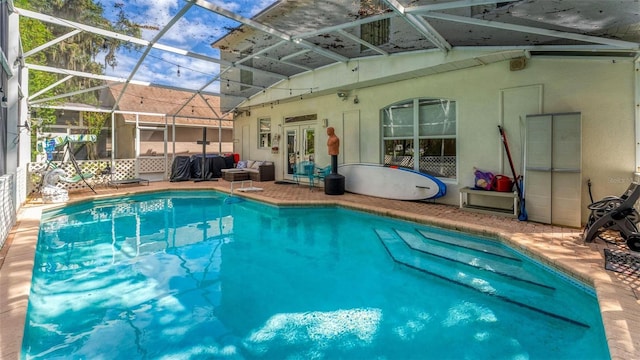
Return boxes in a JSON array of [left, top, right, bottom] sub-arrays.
[[552, 168, 581, 173]]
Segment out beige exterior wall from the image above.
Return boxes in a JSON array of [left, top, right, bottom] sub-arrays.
[[115, 118, 136, 159], [115, 115, 234, 158], [233, 55, 635, 224]]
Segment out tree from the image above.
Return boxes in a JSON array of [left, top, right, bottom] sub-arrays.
[[15, 0, 142, 160], [82, 111, 109, 159]]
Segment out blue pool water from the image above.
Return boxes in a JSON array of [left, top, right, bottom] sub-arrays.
[[23, 191, 609, 359]]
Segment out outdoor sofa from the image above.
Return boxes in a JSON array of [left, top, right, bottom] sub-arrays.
[[221, 160, 275, 182]]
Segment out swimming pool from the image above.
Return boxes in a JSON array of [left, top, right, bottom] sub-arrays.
[[22, 190, 609, 359]]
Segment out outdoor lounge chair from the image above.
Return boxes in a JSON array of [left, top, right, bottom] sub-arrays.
[[583, 182, 640, 251], [39, 135, 97, 194]]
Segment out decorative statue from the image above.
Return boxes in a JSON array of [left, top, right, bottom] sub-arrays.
[[324, 126, 345, 195], [326, 127, 340, 156]]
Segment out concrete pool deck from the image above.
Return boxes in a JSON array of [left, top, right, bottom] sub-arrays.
[[1, 180, 639, 359]]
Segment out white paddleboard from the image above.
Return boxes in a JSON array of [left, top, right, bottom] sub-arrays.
[[337, 163, 446, 200]]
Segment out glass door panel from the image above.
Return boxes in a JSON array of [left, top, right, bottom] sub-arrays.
[[284, 125, 316, 181]]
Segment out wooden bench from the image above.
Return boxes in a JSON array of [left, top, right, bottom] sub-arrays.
[[459, 187, 519, 217]]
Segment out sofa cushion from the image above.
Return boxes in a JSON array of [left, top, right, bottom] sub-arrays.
[[221, 168, 245, 173], [251, 161, 263, 169], [245, 160, 255, 169], [224, 155, 235, 169]]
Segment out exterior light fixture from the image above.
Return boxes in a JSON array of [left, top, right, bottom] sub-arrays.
[[0, 88, 6, 108]]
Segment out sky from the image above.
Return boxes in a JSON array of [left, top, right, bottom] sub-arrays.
[[95, 0, 277, 93]]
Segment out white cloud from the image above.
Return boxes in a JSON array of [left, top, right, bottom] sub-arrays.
[[97, 0, 277, 90], [249, 0, 278, 16], [160, 14, 228, 49]]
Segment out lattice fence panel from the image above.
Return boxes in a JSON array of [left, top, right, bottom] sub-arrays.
[[138, 157, 166, 173], [166, 154, 174, 179], [419, 156, 456, 178], [0, 174, 16, 250], [112, 159, 137, 181], [28, 161, 110, 193], [16, 166, 27, 206], [383, 155, 456, 178], [384, 155, 414, 168], [28, 159, 155, 194]]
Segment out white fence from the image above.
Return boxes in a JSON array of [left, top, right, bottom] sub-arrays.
[[0, 174, 16, 250], [27, 157, 173, 194], [384, 155, 456, 178]]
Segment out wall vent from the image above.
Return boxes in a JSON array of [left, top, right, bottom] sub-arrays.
[[510, 57, 527, 71]]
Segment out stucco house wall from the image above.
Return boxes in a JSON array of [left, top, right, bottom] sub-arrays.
[[232, 55, 634, 224]]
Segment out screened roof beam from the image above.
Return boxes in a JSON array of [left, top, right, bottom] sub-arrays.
[[234, 40, 312, 72], [194, 0, 348, 63], [420, 12, 640, 49], [27, 63, 149, 85], [276, 58, 313, 72], [16, 7, 287, 80], [28, 75, 73, 100], [23, 29, 81, 58], [26, 63, 225, 97], [236, 40, 288, 66], [407, 0, 518, 13], [30, 103, 167, 117], [234, 40, 311, 72], [194, 0, 291, 41], [30, 84, 110, 105], [111, 1, 194, 112], [382, 0, 451, 52], [199, 92, 221, 119], [294, 13, 396, 40], [171, 67, 231, 117], [293, 38, 349, 63], [280, 49, 311, 61], [336, 29, 389, 56], [1, 51, 13, 77]]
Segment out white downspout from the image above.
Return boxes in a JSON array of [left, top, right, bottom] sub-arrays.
[[635, 55, 640, 178]]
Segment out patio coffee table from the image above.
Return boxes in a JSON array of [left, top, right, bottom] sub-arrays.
[[224, 170, 250, 181]]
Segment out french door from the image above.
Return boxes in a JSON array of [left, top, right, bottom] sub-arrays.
[[284, 124, 315, 181]]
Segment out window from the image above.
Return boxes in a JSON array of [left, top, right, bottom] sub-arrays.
[[382, 98, 457, 179], [258, 118, 271, 149]]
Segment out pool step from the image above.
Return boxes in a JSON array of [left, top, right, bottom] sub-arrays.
[[397, 229, 552, 290], [416, 229, 521, 262], [374, 228, 589, 328]]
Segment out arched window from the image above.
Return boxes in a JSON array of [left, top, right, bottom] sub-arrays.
[[382, 98, 457, 179]]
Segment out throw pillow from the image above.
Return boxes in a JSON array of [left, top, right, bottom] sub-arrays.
[[237, 160, 247, 169], [251, 161, 263, 169]]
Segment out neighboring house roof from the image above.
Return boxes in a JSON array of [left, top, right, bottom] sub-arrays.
[[104, 83, 233, 128]]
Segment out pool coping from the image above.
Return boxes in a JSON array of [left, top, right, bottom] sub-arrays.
[[1, 182, 639, 359]]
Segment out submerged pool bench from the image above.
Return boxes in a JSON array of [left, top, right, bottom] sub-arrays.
[[108, 178, 150, 189], [459, 187, 519, 217]]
